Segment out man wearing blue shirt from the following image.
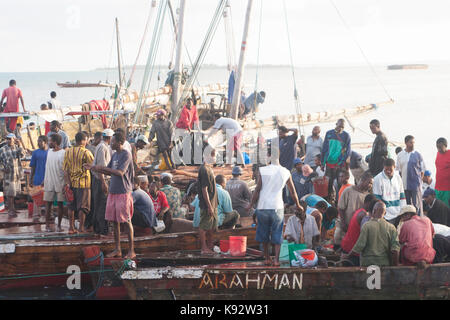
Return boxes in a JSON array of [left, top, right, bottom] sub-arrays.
[[30, 135, 49, 219], [215, 175, 240, 229]]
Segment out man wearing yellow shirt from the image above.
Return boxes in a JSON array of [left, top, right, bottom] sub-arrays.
[[63, 132, 94, 233]]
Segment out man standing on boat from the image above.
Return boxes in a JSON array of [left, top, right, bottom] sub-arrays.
[[130, 135, 149, 176], [248, 146, 302, 266], [43, 134, 66, 232], [208, 113, 244, 167], [368, 119, 388, 177], [215, 174, 240, 230], [435, 137, 450, 208], [197, 148, 218, 255], [372, 158, 407, 225], [149, 109, 175, 171], [0, 133, 24, 217], [396, 135, 426, 215], [30, 135, 49, 219], [344, 201, 400, 266], [226, 166, 252, 218], [90, 128, 114, 235], [304, 126, 323, 169], [47, 121, 71, 150], [1, 80, 27, 132], [48, 91, 61, 111], [321, 119, 351, 205], [85, 131, 135, 259], [174, 97, 200, 165], [63, 132, 94, 234]]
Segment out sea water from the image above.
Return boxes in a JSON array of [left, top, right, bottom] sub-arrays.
[[0, 64, 449, 176]]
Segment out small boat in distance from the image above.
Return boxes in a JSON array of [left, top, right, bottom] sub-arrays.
[[57, 81, 116, 88], [387, 64, 428, 70]]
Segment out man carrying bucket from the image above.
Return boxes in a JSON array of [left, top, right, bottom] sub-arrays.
[[247, 146, 302, 266], [0, 133, 24, 217]]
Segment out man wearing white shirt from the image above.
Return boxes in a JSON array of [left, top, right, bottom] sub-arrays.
[[247, 147, 301, 266], [373, 158, 407, 225], [396, 135, 426, 215], [208, 113, 244, 167], [48, 91, 61, 111]]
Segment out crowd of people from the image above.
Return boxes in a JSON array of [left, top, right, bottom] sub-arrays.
[[1, 79, 449, 268]]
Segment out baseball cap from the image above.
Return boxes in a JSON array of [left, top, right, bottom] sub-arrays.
[[6, 133, 15, 139], [232, 166, 243, 175], [160, 172, 173, 180], [293, 158, 303, 166], [424, 170, 431, 177], [102, 128, 114, 137], [399, 205, 417, 217], [423, 188, 436, 198], [137, 135, 149, 144]]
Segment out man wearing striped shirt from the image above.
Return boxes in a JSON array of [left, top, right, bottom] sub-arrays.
[[63, 132, 94, 233], [372, 158, 407, 225]]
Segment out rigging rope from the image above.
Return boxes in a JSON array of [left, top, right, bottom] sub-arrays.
[[282, 0, 305, 134], [134, 0, 169, 126], [174, 0, 228, 120], [127, 0, 157, 89], [103, 22, 117, 99], [329, 0, 394, 103]]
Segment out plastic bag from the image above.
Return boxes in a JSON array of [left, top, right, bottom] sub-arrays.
[[291, 249, 318, 268], [154, 220, 166, 233]]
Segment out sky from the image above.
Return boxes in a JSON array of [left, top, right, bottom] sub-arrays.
[[2, 0, 450, 72]]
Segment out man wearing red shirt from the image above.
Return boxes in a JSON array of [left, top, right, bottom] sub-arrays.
[[435, 137, 450, 208], [174, 97, 200, 165], [341, 194, 377, 266], [398, 205, 436, 265], [149, 181, 171, 232], [1, 80, 27, 132]]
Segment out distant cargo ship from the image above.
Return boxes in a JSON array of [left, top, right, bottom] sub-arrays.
[[387, 64, 428, 70]]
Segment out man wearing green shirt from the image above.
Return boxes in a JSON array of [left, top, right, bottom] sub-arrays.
[[344, 201, 400, 266]]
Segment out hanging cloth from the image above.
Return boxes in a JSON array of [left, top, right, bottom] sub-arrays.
[[228, 70, 235, 104], [89, 100, 110, 128]]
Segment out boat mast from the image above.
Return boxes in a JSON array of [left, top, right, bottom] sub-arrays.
[[116, 17, 124, 88], [230, 0, 253, 120], [171, 0, 186, 118]]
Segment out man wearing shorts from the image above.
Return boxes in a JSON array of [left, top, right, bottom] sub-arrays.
[[248, 147, 302, 266], [0, 133, 23, 217], [197, 148, 218, 255], [43, 133, 66, 232], [86, 131, 135, 259], [63, 132, 94, 233]]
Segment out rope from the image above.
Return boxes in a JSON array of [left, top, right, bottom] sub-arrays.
[[103, 22, 117, 99], [85, 251, 104, 299], [134, 0, 169, 126], [127, 0, 157, 89], [282, 0, 305, 134], [329, 0, 394, 103], [174, 0, 228, 118], [253, 0, 264, 95]]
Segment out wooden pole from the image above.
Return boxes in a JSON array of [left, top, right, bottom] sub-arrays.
[[230, 0, 253, 120], [171, 0, 186, 118]]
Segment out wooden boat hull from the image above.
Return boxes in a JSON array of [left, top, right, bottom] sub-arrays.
[[0, 226, 256, 290], [118, 262, 450, 300]]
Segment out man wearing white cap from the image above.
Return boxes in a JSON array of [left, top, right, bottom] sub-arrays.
[[149, 109, 175, 170], [131, 134, 149, 176], [0, 133, 24, 217], [398, 205, 435, 266], [90, 128, 114, 235]]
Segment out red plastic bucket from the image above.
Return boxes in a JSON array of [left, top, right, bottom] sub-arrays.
[[229, 236, 247, 257], [313, 176, 329, 198], [220, 240, 229, 252]]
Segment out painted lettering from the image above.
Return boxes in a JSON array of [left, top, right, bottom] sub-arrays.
[[229, 273, 244, 289], [199, 273, 214, 289], [366, 265, 381, 290], [261, 273, 278, 289], [245, 272, 261, 289], [292, 273, 303, 290], [278, 273, 291, 290]]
